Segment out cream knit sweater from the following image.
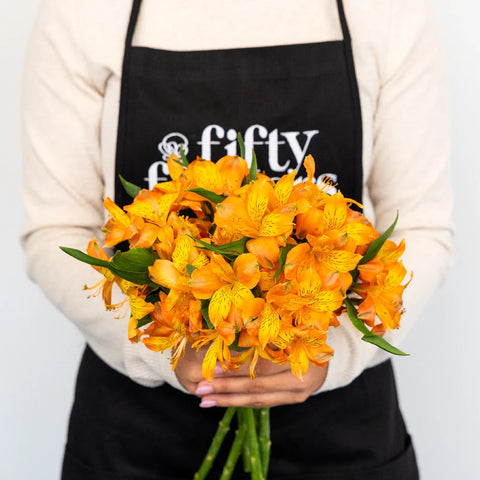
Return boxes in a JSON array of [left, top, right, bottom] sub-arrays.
[[21, 0, 453, 394]]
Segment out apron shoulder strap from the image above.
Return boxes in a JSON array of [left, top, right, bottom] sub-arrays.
[[336, 0, 351, 42], [126, 0, 142, 49]]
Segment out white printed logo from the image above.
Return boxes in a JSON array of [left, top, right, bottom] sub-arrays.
[[157, 132, 189, 161], [145, 124, 338, 193]]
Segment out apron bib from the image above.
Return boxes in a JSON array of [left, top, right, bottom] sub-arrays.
[[62, 1, 418, 478]]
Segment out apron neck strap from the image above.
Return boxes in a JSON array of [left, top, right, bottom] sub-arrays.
[[125, 0, 142, 49], [336, 0, 351, 42]]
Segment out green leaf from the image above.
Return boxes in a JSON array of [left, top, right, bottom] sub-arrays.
[[201, 299, 214, 329], [60, 247, 112, 269], [186, 264, 197, 277], [145, 291, 161, 303], [119, 175, 142, 199], [179, 145, 189, 167], [248, 149, 258, 183], [187, 188, 226, 204], [344, 299, 372, 337], [61, 246, 158, 287], [136, 314, 153, 329], [110, 248, 158, 287], [237, 132, 246, 159], [111, 247, 155, 271], [274, 244, 295, 282], [188, 235, 249, 258], [344, 298, 409, 356], [361, 334, 409, 356], [359, 212, 399, 265], [202, 200, 215, 222]]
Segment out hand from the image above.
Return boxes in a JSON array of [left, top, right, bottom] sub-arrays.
[[175, 345, 328, 409]]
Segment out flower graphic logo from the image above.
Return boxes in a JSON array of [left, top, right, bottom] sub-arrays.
[[157, 132, 189, 161]]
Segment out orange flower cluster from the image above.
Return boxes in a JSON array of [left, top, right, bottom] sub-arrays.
[[71, 153, 409, 381]]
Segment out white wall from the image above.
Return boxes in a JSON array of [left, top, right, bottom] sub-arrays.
[[1, 1, 478, 478]]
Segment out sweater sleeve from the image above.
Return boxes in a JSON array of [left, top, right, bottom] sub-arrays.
[[318, 0, 454, 392], [21, 0, 187, 392]]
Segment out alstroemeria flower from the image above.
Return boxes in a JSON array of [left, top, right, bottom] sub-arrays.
[[102, 198, 143, 247], [140, 292, 202, 368], [215, 177, 306, 240], [189, 253, 261, 327], [185, 155, 249, 196], [148, 234, 208, 309], [354, 261, 410, 331], [273, 326, 334, 380], [268, 269, 344, 331]]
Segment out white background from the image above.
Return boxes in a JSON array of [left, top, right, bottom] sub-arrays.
[[1, 1, 478, 479]]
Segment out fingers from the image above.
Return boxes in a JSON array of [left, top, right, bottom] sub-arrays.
[[175, 345, 329, 407], [174, 345, 210, 393], [195, 365, 328, 409], [200, 390, 311, 409]]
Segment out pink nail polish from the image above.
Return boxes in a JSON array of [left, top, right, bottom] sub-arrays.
[[214, 364, 224, 375], [199, 399, 217, 408], [195, 384, 214, 395]]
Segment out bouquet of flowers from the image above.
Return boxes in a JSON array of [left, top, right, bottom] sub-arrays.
[[62, 136, 410, 480]]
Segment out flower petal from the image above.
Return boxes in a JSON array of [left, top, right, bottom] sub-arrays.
[[233, 253, 260, 289], [208, 285, 233, 327]]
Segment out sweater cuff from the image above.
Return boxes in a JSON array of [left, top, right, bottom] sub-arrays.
[[312, 316, 388, 394], [123, 338, 189, 393]]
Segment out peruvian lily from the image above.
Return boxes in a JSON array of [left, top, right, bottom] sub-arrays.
[[353, 261, 411, 331], [189, 253, 261, 327], [185, 155, 249, 196], [267, 268, 345, 332], [284, 234, 362, 293], [140, 292, 202, 368], [215, 176, 307, 240], [148, 234, 208, 310], [273, 326, 334, 380]]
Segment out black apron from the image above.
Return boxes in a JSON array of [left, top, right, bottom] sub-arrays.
[[62, 1, 419, 478]]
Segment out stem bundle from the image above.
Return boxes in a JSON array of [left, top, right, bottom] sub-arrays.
[[194, 407, 271, 480]]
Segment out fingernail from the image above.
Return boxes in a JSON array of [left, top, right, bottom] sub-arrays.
[[199, 399, 217, 408], [214, 364, 224, 375], [195, 384, 214, 395]]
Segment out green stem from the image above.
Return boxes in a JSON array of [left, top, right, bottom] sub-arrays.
[[238, 409, 252, 473], [194, 407, 237, 480], [219, 421, 247, 480], [245, 408, 264, 480], [258, 408, 271, 479]]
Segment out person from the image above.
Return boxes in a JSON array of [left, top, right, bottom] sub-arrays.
[[21, 0, 453, 478]]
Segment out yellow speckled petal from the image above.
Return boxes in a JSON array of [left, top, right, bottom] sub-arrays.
[[323, 193, 347, 231], [325, 250, 362, 273], [202, 336, 224, 382], [258, 303, 281, 349], [142, 335, 178, 352], [208, 285, 233, 327], [172, 235, 193, 272], [274, 170, 296, 205], [259, 212, 294, 237], [247, 178, 271, 229], [129, 295, 155, 319]]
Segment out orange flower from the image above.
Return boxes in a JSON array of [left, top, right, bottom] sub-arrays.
[[140, 292, 202, 368], [273, 326, 333, 380], [215, 177, 305, 240], [189, 253, 261, 327], [185, 155, 249, 196], [268, 268, 345, 332], [284, 235, 361, 293], [148, 234, 208, 310], [353, 240, 410, 331], [102, 198, 143, 247], [354, 262, 410, 330]]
